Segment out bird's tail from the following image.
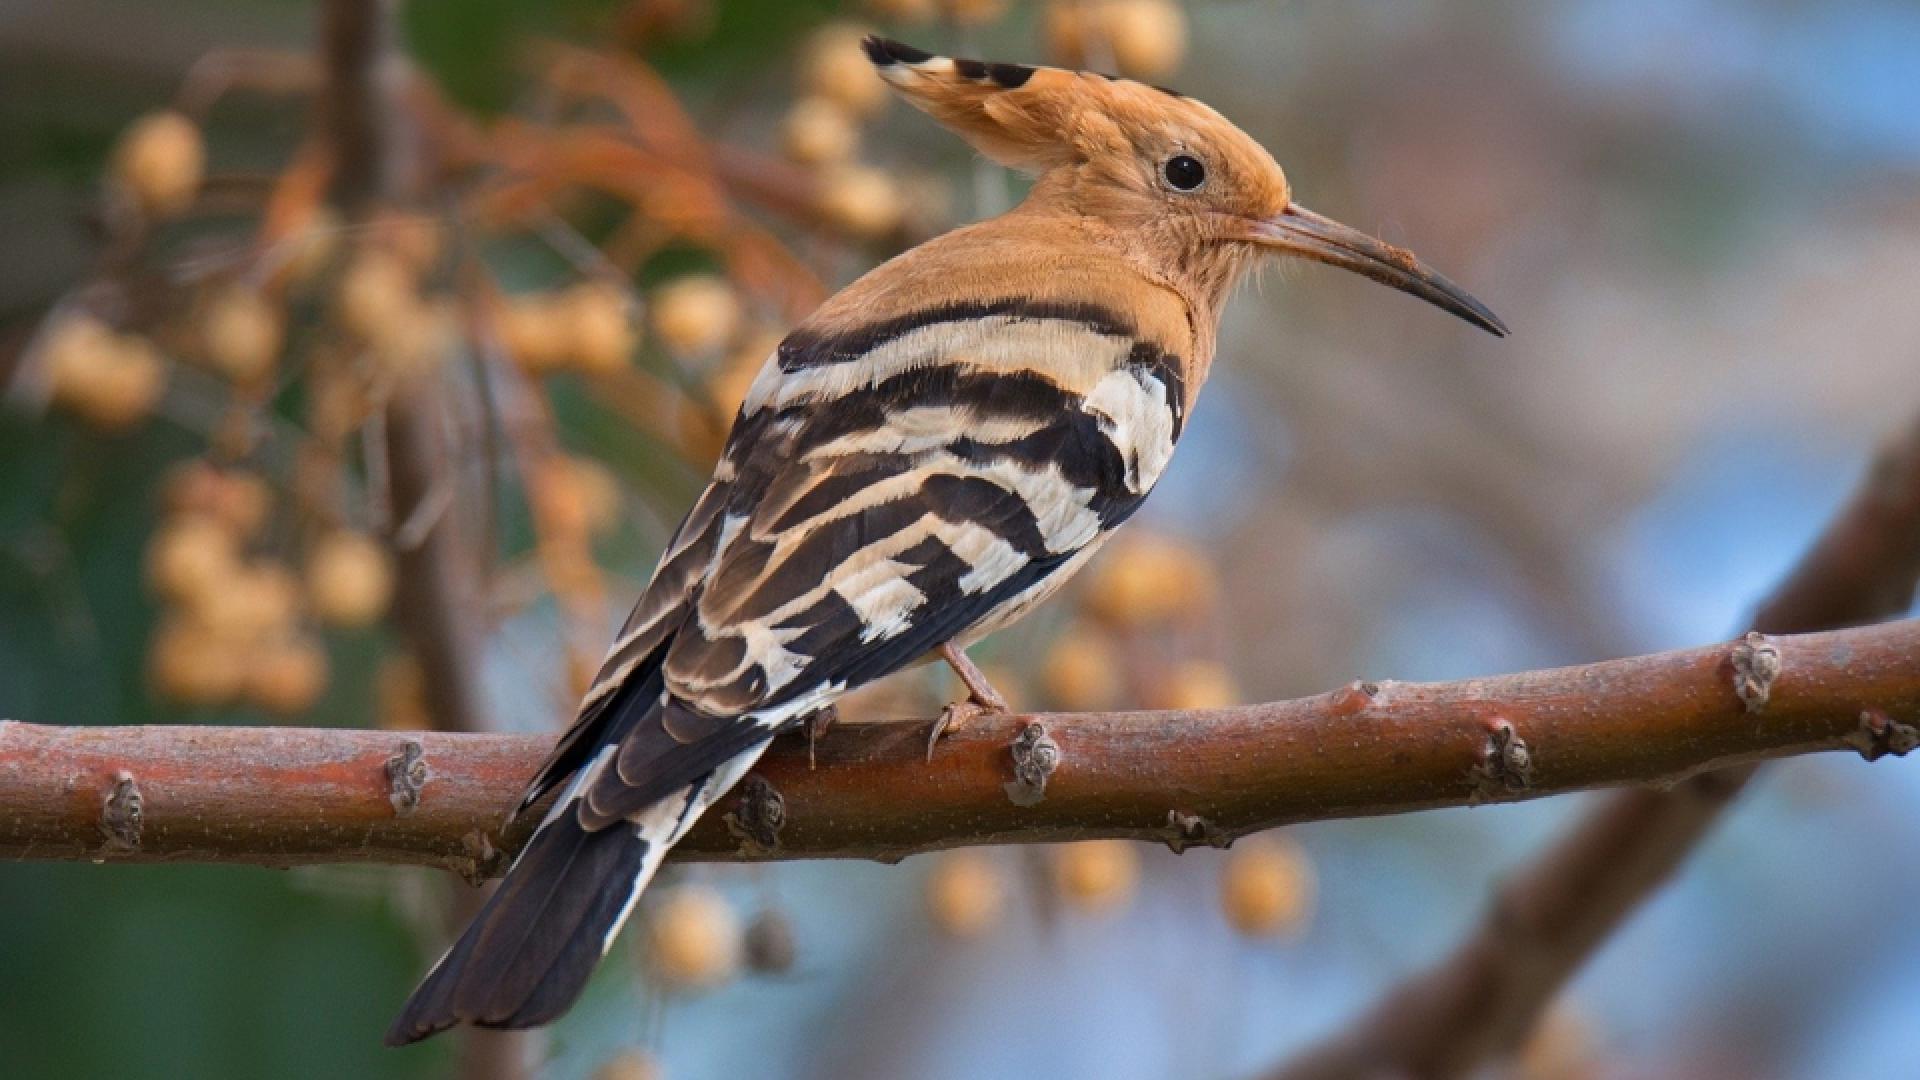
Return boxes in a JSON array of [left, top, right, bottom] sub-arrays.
[[383, 743, 768, 1046]]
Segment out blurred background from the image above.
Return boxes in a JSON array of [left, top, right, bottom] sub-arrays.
[[2, 1, 1919, 1077]]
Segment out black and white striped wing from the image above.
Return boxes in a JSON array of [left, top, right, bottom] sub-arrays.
[[567, 300, 1187, 825]]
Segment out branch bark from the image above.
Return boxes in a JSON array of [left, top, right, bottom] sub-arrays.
[[4, 615, 1918, 873], [1269, 415, 1920, 1080]]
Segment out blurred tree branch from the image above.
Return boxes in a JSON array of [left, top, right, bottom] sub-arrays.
[[1268, 414, 1920, 1080], [3, 612, 1918, 873], [321, 2, 526, 1077]]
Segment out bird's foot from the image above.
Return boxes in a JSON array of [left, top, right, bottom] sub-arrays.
[[926, 698, 1007, 763], [928, 642, 1013, 762]]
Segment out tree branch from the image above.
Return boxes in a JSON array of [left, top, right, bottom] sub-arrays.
[[4, 615, 1918, 874], [1269, 415, 1920, 1080]]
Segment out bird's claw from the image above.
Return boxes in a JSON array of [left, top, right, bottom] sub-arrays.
[[927, 699, 1004, 763]]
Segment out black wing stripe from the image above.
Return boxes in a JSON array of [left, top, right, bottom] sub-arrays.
[[919, 472, 1054, 559], [788, 366, 1080, 456], [1128, 341, 1187, 439], [777, 298, 1135, 373]]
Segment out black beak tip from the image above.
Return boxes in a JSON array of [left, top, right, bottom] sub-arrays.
[[1467, 303, 1510, 338]]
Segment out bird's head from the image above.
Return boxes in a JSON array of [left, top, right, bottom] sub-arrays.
[[864, 37, 1506, 336]]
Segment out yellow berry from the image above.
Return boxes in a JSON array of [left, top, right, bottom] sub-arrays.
[[594, 1050, 663, 1080], [646, 884, 742, 990], [925, 850, 1004, 938], [650, 275, 741, 359], [145, 516, 240, 604], [200, 286, 282, 385], [46, 319, 166, 433], [336, 249, 416, 343], [533, 456, 623, 540], [1083, 532, 1213, 627], [801, 24, 889, 117], [163, 463, 273, 540], [1040, 624, 1123, 710], [112, 111, 204, 218], [1153, 660, 1239, 711], [305, 530, 394, 628], [1046, 0, 1186, 78], [498, 294, 567, 374], [95, 336, 167, 432], [781, 97, 860, 167], [42, 313, 116, 384], [561, 281, 637, 373], [1219, 834, 1315, 938], [1104, 0, 1187, 78], [147, 617, 245, 706], [816, 164, 904, 240], [191, 560, 301, 641], [1052, 839, 1140, 913], [245, 635, 329, 716]]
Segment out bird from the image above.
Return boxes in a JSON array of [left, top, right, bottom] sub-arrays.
[[386, 36, 1505, 1045]]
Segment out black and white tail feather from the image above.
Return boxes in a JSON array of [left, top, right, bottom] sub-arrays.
[[383, 661, 793, 1044]]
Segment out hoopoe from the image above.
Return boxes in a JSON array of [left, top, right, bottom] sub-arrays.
[[387, 37, 1504, 1044]]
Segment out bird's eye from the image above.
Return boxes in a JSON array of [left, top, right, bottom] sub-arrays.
[[1163, 154, 1206, 192]]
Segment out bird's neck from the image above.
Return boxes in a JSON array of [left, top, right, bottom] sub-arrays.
[[1009, 170, 1250, 373]]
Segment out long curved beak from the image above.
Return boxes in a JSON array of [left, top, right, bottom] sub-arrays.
[[1246, 204, 1508, 337]]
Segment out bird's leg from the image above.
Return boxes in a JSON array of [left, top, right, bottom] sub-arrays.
[[801, 704, 838, 770], [928, 642, 1012, 761]]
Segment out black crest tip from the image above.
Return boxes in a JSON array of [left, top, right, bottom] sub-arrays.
[[862, 36, 934, 67]]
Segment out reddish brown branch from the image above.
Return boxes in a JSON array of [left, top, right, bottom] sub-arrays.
[[1269, 416, 1920, 1080], [3, 615, 1918, 872]]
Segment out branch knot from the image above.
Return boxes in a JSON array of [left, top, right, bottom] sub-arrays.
[[385, 740, 428, 816], [724, 775, 787, 855], [1165, 810, 1232, 854], [1004, 721, 1060, 807], [1730, 631, 1783, 712], [100, 770, 143, 853], [458, 830, 504, 887], [1470, 721, 1533, 802], [1851, 709, 1920, 762]]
